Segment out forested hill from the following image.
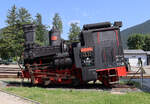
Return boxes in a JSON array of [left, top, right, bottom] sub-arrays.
[[121, 20, 150, 49]]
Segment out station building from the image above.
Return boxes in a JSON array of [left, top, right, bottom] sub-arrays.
[[124, 49, 147, 67]]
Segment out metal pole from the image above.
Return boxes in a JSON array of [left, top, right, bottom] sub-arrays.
[[140, 67, 143, 89], [139, 58, 143, 89]]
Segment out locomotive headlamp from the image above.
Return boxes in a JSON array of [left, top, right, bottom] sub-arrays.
[[116, 55, 125, 66]]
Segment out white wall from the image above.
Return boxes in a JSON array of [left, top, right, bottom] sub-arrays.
[[124, 54, 147, 66]]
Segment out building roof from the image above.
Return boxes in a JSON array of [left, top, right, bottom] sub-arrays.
[[124, 49, 146, 54], [146, 51, 150, 55]]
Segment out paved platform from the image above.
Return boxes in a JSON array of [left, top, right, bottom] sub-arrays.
[[0, 90, 32, 104]]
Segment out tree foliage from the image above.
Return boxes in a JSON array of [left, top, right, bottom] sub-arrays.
[[127, 34, 150, 51], [6, 5, 18, 26], [52, 13, 63, 33], [127, 34, 145, 49], [143, 35, 150, 51], [68, 22, 81, 42], [18, 7, 32, 24], [0, 5, 32, 59], [34, 13, 47, 45]]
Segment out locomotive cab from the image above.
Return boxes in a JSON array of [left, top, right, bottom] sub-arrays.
[[73, 22, 126, 84]]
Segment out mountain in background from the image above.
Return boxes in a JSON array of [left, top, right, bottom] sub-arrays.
[[121, 20, 150, 49]]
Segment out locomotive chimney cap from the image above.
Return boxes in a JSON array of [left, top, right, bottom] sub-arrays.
[[113, 21, 122, 27], [23, 24, 36, 33]]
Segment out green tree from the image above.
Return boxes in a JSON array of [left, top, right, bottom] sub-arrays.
[[6, 5, 18, 26], [143, 34, 150, 51], [52, 13, 63, 33], [0, 5, 32, 59], [0, 26, 18, 59], [127, 34, 145, 49], [35, 13, 48, 45], [0, 5, 18, 59], [68, 22, 81, 42], [18, 7, 32, 24]]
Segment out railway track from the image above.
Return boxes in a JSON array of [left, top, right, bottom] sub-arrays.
[[125, 75, 150, 79], [0, 65, 21, 78], [124, 71, 150, 79]]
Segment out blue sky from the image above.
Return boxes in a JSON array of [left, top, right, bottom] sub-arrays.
[[0, 0, 150, 39]]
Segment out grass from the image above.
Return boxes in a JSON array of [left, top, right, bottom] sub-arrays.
[[119, 78, 141, 88], [3, 87, 150, 104]]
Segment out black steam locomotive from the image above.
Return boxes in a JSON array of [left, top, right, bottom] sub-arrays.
[[21, 21, 127, 86]]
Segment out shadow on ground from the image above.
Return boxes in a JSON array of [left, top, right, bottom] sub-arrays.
[[5, 80, 110, 89]]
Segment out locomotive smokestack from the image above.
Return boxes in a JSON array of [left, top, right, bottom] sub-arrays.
[[23, 24, 36, 44], [49, 26, 61, 46]]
